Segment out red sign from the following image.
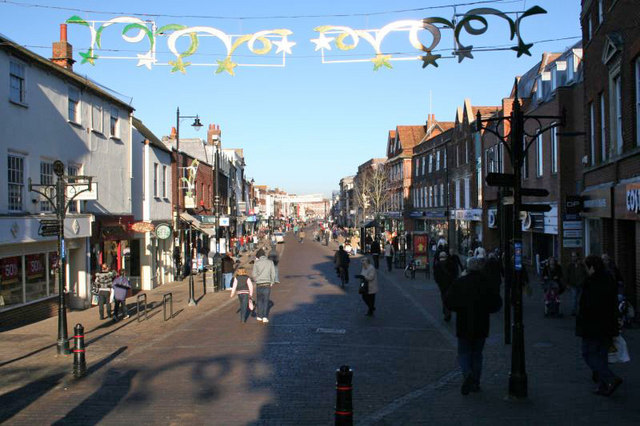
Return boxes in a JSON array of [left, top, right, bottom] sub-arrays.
[[413, 234, 428, 255], [130, 221, 155, 233], [26, 254, 45, 279], [1, 257, 20, 285]]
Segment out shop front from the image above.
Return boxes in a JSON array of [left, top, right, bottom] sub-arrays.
[[91, 215, 136, 288], [450, 208, 483, 257], [580, 186, 613, 257], [614, 181, 640, 308], [0, 215, 92, 328], [521, 204, 559, 271]]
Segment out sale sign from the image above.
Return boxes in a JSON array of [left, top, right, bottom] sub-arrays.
[[1, 257, 20, 285], [26, 254, 45, 279]]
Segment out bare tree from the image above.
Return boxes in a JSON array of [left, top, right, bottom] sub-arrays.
[[354, 163, 390, 223]]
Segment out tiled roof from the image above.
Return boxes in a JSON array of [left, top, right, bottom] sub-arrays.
[[396, 125, 426, 148], [132, 117, 171, 153]]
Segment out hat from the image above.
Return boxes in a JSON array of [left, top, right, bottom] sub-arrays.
[[256, 249, 265, 258], [439, 251, 448, 260]]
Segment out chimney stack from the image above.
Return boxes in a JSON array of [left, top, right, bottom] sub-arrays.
[[51, 24, 75, 70], [207, 123, 222, 145], [170, 126, 177, 139]]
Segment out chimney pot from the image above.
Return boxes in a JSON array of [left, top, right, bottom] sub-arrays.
[[60, 24, 67, 42]]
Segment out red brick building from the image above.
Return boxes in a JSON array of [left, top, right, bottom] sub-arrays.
[[581, 0, 640, 307]]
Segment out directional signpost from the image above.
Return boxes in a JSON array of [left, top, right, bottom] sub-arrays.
[[39, 220, 60, 237]]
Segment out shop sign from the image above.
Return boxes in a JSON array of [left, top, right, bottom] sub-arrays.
[[581, 187, 612, 218], [413, 234, 428, 255], [565, 195, 583, 215], [452, 209, 483, 221], [199, 216, 217, 224], [26, 254, 45, 279], [563, 229, 582, 238], [563, 238, 583, 248], [131, 221, 155, 233], [563, 221, 583, 230], [409, 210, 424, 218], [625, 183, 640, 215], [1, 257, 20, 284], [245, 215, 257, 222], [155, 223, 172, 240], [219, 217, 230, 227]]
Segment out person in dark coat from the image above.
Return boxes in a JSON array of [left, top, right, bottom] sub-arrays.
[[433, 251, 456, 322], [221, 253, 236, 290], [445, 257, 502, 395], [370, 239, 381, 269], [483, 252, 502, 294], [334, 245, 350, 284], [577, 255, 623, 396]]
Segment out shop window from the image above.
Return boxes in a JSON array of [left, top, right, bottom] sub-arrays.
[[25, 253, 47, 303], [0, 256, 23, 308]]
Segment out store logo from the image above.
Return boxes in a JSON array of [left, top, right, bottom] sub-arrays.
[[627, 188, 640, 214]]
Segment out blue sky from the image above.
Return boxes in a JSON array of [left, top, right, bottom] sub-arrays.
[[1, 0, 582, 196]]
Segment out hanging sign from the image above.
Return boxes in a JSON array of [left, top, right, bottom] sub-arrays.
[[155, 223, 172, 240], [131, 221, 155, 233]]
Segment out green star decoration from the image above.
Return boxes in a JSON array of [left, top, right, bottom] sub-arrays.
[[216, 57, 238, 76], [371, 54, 392, 71], [511, 40, 534, 57], [454, 44, 474, 63], [169, 57, 190, 74], [79, 50, 97, 65], [421, 52, 441, 68]]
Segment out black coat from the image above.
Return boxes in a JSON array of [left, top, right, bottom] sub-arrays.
[[576, 270, 618, 339], [445, 271, 502, 339], [370, 241, 381, 255], [221, 256, 235, 274]]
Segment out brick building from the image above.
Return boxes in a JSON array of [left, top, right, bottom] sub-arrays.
[[581, 0, 640, 307]]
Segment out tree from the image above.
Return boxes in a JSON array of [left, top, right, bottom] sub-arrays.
[[354, 162, 390, 224]]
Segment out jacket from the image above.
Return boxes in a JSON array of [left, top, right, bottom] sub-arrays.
[[565, 261, 586, 288], [112, 275, 131, 301], [221, 256, 235, 274], [445, 271, 502, 339], [361, 264, 379, 294], [334, 249, 350, 268], [576, 270, 618, 339], [94, 271, 114, 293], [370, 241, 381, 255], [230, 274, 253, 297], [252, 256, 275, 285]]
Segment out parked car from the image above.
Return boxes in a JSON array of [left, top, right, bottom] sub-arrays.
[[274, 232, 285, 243]]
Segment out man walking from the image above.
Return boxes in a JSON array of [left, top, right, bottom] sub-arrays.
[[334, 245, 350, 286], [565, 252, 586, 316], [434, 251, 455, 322], [112, 269, 131, 321], [221, 252, 235, 290], [268, 245, 280, 284], [384, 240, 394, 272], [252, 249, 276, 324], [445, 257, 502, 395], [94, 263, 115, 320], [370, 239, 381, 269]]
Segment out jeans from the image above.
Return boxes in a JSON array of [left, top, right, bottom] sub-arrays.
[[256, 285, 271, 319], [361, 293, 376, 313], [223, 273, 233, 290], [570, 287, 582, 314], [372, 254, 380, 269], [98, 291, 111, 319], [458, 337, 486, 383], [113, 299, 126, 320], [274, 265, 280, 283], [237, 293, 249, 322], [386, 256, 393, 271], [582, 337, 615, 385]]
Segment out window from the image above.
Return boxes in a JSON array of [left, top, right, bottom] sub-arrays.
[[551, 126, 558, 174], [536, 134, 544, 177], [10, 61, 26, 104], [613, 75, 623, 154], [464, 178, 470, 209], [443, 146, 447, 169], [637, 58, 640, 147], [585, 15, 592, 42], [67, 165, 79, 213], [68, 87, 80, 123], [440, 183, 444, 207], [536, 76, 544, 100], [455, 180, 461, 208], [428, 154, 433, 173], [109, 106, 119, 138], [40, 161, 54, 212], [415, 159, 419, 177], [589, 102, 596, 165], [162, 165, 167, 198], [600, 94, 607, 161], [435, 150, 441, 171], [92, 103, 103, 133], [597, 0, 603, 26], [153, 163, 158, 197], [465, 140, 469, 164], [8, 155, 24, 212], [421, 157, 426, 175], [522, 139, 529, 179], [567, 54, 575, 82], [497, 143, 504, 172]]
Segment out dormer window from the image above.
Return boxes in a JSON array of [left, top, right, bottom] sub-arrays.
[[567, 55, 575, 82], [536, 76, 543, 100]]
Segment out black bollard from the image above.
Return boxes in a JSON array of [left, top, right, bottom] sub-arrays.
[[72, 323, 86, 378], [202, 266, 207, 295], [335, 365, 353, 425]]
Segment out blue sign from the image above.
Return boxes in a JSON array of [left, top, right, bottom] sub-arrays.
[[514, 241, 522, 271], [61, 239, 66, 260]]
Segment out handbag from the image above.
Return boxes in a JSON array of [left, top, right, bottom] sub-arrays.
[[91, 294, 99, 306], [248, 298, 254, 311], [358, 280, 369, 295], [608, 335, 631, 363]]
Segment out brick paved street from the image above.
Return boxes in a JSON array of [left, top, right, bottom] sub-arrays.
[[1, 231, 639, 425]]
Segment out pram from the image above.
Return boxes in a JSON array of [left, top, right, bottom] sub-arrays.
[[543, 280, 562, 317]]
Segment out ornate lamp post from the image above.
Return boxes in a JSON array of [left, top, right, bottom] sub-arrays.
[[29, 160, 93, 354], [175, 107, 202, 306], [476, 81, 564, 398]]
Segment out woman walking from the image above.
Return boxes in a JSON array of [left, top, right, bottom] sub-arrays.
[[230, 266, 254, 323], [359, 258, 378, 316]]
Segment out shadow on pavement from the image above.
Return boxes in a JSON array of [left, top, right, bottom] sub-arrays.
[[0, 371, 66, 423]]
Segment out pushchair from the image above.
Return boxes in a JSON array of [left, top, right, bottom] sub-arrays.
[[543, 280, 562, 317]]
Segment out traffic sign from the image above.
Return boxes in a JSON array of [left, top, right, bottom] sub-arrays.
[[486, 173, 515, 187], [39, 225, 59, 237]]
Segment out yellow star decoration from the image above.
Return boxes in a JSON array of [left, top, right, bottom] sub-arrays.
[[216, 57, 238, 76], [418, 243, 424, 252], [371, 54, 392, 71]]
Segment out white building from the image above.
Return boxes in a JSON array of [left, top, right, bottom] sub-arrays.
[[0, 27, 134, 326]]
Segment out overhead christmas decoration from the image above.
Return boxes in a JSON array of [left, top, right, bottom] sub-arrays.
[[66, 15, 295, 75], [65, 5, 545, 74], [312, 6, 546, 70]]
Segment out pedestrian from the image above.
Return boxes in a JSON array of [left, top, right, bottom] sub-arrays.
[[449, 248, 464, 278], [384, 240, 394, 272], [252, 248, 276, 323], [445, 257, 503, 395], [112, 269, 131, 321], [473, 244, 486, 259], [359, 257, 378, 316], [433, 251, 455, 322], [252, 233, 259, 251], [484, 252, 502, 294], [230, 266, 254, 323], [334, 245, 350, 285], [565, 252, 587, 316], [602, 253, 624, 294], [542, 257, 563, 317], [299, 228, 306, 243], [268, 245, 280, 284], [351, 234, 360, 255], [221, 252, 235, 290], [370, 239, 381, 269], [577, 254, 623, 396], [94, 263, 115, 320]]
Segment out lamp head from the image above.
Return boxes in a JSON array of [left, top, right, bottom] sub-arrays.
[[192, 116, 203, 131]]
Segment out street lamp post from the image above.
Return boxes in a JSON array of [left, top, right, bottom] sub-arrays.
[[476, 81, 564, 399], [175, 107, 202, 306], [29, 160, 93, 355]]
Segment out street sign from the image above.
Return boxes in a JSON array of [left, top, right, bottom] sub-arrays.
[[66, 182, 98, 201], [563, 221, 583, 230], [521, 188, 550, 197], [39, 226, 59, 237], [39, 219, 59, 226], [563, 238, 583, 248], [486, 173, 515, 187], [563, 229, 582, 238], [521, 204, 552, 213]]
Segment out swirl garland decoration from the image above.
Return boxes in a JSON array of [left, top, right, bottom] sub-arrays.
[[312, 5, 546, 70], [66, 16, 295, 75]]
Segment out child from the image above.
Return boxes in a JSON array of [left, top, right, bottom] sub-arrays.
[[230, 267, 254, 323]]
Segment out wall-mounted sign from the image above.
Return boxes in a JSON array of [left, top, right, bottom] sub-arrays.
[[131, 221, 155, 233], [581, 187, 612, 218], [155, 223, 172, 240], [219, 217, 230, 227]]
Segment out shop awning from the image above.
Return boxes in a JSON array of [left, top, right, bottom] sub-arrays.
[[180, 212, 215, 236], [101, 225, 131, 241]]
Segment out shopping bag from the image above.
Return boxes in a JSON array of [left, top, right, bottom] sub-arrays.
[[91, 294, 99, 306], [109, 288, 115, 304], [608, 335, 631, 363], [248, 298, 254, 311]]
